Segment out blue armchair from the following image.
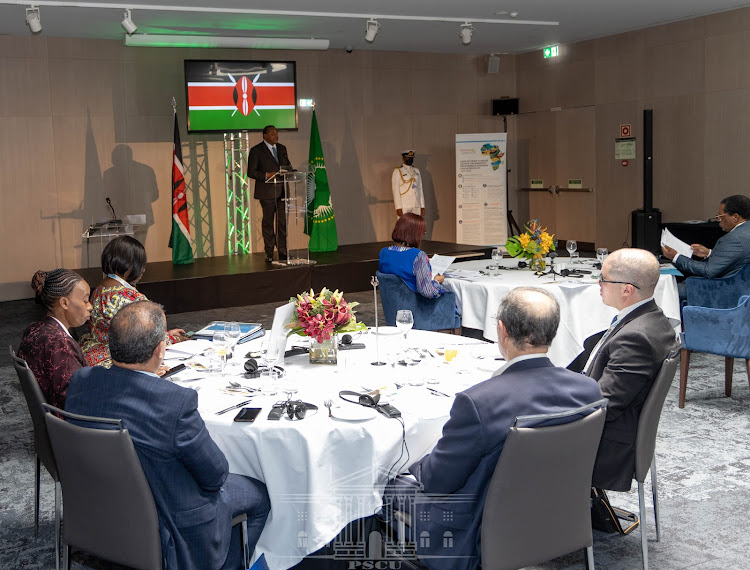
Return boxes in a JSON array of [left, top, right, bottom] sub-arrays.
[[680, 292, 750, 408], [685, 263, 750, 309], [376, 270, 461, 332]]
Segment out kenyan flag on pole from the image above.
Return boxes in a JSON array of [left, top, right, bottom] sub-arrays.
[[306, 110, 338, 252], [168, 109, 194, 265]]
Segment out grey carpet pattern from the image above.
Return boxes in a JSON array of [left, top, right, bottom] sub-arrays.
[[1, 293, 749, 569]]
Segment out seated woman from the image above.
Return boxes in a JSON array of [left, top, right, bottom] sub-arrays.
[[379, 213, 446, 298], [80, 235, 186, 367], [18, 269, 92, 409]]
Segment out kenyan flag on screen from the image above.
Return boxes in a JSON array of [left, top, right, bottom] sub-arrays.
[[186, 61, 296, 132]]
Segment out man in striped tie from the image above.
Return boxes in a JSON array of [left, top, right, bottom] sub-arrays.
[[586, 248, 678, 492]]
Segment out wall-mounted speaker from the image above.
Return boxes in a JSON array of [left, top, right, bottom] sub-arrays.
[[488, 55, 500, 74], [492, 98, 519, 116]]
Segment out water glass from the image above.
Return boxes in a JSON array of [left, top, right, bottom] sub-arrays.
[[491, 248, 503, 269], [566, 240, 578, 262], [396, 310, 414, 344], [224, 322, 242, 356], [212, 332, 230, 375], [597, 247, 609, 265], [260, 368, 280, 397]]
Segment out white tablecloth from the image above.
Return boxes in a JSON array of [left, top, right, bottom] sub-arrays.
[[443, 258, 681, 366], [167, 330, 498, 570]]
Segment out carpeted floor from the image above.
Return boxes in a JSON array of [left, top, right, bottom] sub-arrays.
[[1, 292, 749, 569]]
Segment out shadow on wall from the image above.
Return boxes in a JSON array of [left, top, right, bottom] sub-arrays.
[[327, 115, 376, 244], [417, 155, 439, 239]]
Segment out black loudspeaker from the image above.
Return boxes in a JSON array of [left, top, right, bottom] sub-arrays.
[[632, 209, 662, 254], [492, 98, 519, 116]]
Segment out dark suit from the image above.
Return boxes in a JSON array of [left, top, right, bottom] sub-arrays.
[[586, 300, 678, 491], [385, 357, 602, 570], [65, 366, 270, 570], [247, 141, 292, 256], [673, 221, 750, 279]]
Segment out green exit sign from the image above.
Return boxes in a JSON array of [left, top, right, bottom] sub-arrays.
[[543, 45, 559, 58]]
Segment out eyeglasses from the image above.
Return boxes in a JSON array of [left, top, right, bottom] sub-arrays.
[[598, 276, 641, 290], [710, 213, 727, 221]]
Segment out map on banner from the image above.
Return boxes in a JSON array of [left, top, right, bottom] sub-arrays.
[[455, 133, 508, 246]]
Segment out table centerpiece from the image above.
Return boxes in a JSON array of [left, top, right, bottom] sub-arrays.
[[287, 288, 367, 364], [505, 219, 556, 272]]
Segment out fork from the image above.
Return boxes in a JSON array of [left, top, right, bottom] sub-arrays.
[[324, 399, 333, 417]]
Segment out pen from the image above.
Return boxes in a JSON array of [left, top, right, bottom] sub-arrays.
[[426, 387, 451, 398], [215, 399, 254, 415]]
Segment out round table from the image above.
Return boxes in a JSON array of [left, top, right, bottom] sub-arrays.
[[165, 328, 497, 570]]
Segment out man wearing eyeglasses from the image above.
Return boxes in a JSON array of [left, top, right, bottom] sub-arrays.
[[661, 194, 750, 279], [586, 249, 678, 492]]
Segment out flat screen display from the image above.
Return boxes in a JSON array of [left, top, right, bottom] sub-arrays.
[[184, 60, 297, 133]]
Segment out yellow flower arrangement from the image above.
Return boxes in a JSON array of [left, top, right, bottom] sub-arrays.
[[505, 220, 557, 260]]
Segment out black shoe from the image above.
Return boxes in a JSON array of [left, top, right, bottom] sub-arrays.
[[265, 255, 273, 263]]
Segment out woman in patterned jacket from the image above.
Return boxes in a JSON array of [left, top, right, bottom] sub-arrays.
[[80, 236, 186, 367], [18, 269, 92, 409]]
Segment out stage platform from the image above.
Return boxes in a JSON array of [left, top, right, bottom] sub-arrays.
[[76, 241, 491, 314]]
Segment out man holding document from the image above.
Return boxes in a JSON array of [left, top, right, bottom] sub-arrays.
[[661, 194, 750, 279]]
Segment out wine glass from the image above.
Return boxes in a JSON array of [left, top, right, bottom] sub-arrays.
[[597, 247, 609, 265], [224, 322, 242, 359], [396, 310, 414, 346], [491, 248, 503, 270], [212, 332, 230, 375], [566, 240, 578, 263]]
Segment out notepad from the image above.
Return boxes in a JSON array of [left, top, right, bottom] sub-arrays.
[[192, 322, 263, 343]]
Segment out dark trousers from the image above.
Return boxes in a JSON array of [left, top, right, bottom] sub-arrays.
[[259, 197, 287, 257], [220, 473, 271, 570]]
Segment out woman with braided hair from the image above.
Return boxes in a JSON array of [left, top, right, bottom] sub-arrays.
[[80, 235, 186, 367], [18, 269, 92, 409]]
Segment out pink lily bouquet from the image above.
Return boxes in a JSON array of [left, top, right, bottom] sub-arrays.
[[287, 288, 367, 343]]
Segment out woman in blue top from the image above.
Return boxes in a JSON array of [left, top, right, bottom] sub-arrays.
[[379, 213, 446, 298]]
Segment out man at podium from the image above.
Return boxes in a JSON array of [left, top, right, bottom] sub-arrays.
[[248, 125, 293, 262]]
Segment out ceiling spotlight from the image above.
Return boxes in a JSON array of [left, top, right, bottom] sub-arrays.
[[365, 19, 380, 43], [25, 6, 41, 34], [121, 9, 137, 35], [460, 22, 473, 46]]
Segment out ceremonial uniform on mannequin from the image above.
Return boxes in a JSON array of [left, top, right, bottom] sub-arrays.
[[391, 150, 425, 217]]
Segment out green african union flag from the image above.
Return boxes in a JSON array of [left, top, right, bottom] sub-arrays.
[[305, 110, 338, 252]]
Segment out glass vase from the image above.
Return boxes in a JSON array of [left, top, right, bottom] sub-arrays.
[[529, 257, 546, 272], [309, 336, 338, 365]]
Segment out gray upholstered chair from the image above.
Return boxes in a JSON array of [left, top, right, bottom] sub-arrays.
[[633, 348, 680, 570], [481, 399, 608, 570], [9, 346, 61, 570], [42, 403, 249, 570]]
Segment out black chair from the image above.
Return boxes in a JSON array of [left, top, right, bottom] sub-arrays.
[[633, 348, 680, 570], [481, 400, 608, 569], [42, 404, 249, 570], [9, 346, 60, 570]]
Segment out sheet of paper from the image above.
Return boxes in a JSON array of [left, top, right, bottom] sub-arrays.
[[430, 254, 456, 275], [660, 228, 693, 258]]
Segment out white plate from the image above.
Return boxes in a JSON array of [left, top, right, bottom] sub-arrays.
[[368, 326, 403, 336], [330, 404, 378, 421]]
